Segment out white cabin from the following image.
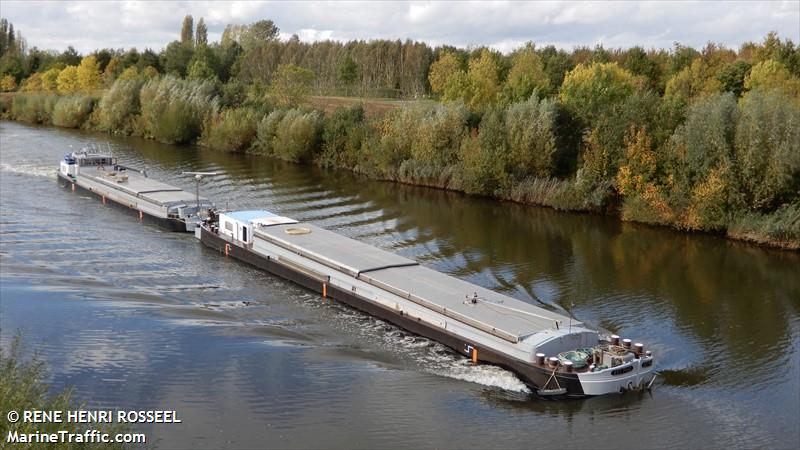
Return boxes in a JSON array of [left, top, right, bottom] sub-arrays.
[[218, 210, 297, 245]]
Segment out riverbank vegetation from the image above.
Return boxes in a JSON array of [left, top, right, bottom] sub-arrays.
[[0, 335, 130, 449], [1, 17, 798, 249]]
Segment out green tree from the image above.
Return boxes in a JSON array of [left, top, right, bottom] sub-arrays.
[[716, 60, 752, 97], [457, 107, 508, 195], [200, 107, 259, 152], [272, 109, 324, 162], [734, 89, 800, 211], [95, 77, 145, 133], [180, 15, 194, 45], [136, 49, 160, 72], [338, 55, 358, 96], [92, 48, 114, 73], [139, 76, 217, 144], [754, 31, 800, 76], [559, 62, 636, 124], [539, 45, 574, 91], [52, 94, 94, 128], [57, 46, 81, 67], [319, 105, 366, 168], [410, 103, 469, 169], [665, 93, 738, 229], [240, 20, 280, 51], [269, 64, 315, 108], [501, 43, 550, 103], [215, 40, 241, 82], [670, 43, 700, 75], [187, 45, 220, 81], [0, 52, 22, 81], [504, 94, 558, 178], [623, 46, 662, 91], [187, 58, 217, 81], [160, 41, 194, 77], [195, 18, 208, 47]]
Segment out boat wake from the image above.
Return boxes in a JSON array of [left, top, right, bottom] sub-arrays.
[[423, 347, 532, 393], [0, 162, 55, 179], [334, 308, 531, 393]]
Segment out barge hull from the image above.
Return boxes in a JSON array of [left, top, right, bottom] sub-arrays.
[[58, 173, 187, 232], [199, 226, 585, 396]]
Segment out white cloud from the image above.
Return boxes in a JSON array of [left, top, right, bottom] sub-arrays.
[[1, 0, 798, 54]]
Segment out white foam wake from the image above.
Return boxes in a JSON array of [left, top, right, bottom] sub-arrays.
[[422, 344, 532, 393], [0, 162, 55, 179], [337, 311, 532, 393]]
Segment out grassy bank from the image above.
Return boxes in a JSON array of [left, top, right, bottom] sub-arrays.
[[1, 79, 797, 251], [0, 335, 130, 449]]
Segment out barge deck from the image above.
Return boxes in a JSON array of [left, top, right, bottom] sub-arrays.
[[201, 210, 656, 396], [58, 150, 213, 231]]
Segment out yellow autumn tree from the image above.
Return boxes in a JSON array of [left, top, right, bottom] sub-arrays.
[[20, 73, 42, 91], [744, 59, 800, 97], [117, 66, 139, 81], [41, 67, 61, 92], [685, 165, 731, 230], [617, 127, 657, 196], [428, 52, 463, 97], [617, 127, 673, 224], [560, 62, 636, 123], [56, 66, 80, 94], [466, 49, 502, 111], [76, 55, 103, 92], [103, 56, 122, 84], [142, 66, 159, 79], [0, 74, 17, 92], [664, 59, 722, 101]]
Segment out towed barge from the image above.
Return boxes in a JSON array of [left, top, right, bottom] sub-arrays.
[[57, 150, 214, 232], [200, 210, 656, 397]]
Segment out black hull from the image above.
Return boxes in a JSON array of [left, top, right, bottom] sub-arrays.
[[57, 173, 187, 232], [200, 227, 586, 397]]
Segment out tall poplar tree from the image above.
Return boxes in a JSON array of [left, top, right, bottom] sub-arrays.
[[195, 18, 208, 47], [180, 15, 194, 45]]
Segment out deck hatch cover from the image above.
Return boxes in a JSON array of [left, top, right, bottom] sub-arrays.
[[359, 265, 577, 344], [253, 223, 419, 277]]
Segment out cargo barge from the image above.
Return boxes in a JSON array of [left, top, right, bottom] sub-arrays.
[[57, 150, 214, 232], [199, 210, 656, 397]]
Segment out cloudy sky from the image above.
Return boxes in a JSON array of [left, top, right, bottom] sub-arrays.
[[2, 1, 799, 54]]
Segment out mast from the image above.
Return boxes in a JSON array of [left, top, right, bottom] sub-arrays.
[[181, 171, 219, 209]]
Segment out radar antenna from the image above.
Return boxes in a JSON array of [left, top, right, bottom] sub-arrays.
[[181, 171, 219, 209]]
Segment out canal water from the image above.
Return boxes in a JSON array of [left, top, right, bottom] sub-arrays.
[[1, 120, 798, 448]]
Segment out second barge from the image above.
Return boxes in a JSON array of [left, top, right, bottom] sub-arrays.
[[57, 149, 214, 232], [200, 210, 656, 397]]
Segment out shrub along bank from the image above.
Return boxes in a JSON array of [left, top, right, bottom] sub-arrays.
[[1, 75, 797, 250]]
